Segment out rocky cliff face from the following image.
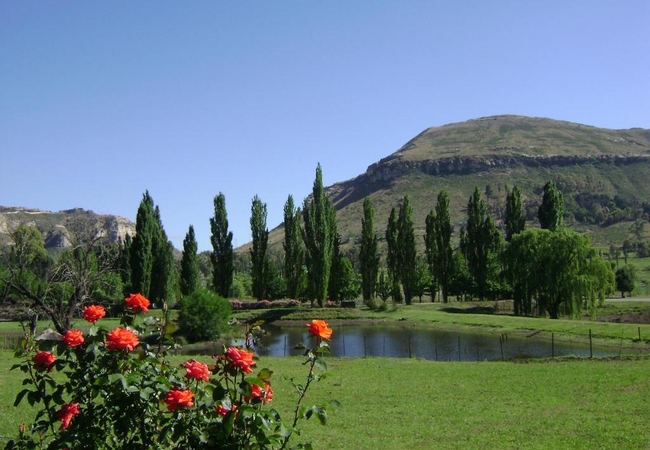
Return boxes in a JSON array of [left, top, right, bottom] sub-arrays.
[[0, 207, 136, 249]]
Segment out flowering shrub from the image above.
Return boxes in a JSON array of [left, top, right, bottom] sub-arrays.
[[6, 294, 336, 449]]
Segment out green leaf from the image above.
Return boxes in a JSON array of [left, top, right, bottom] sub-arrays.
[[314, 358, 328, 372], [329, 399, 341, 408], [257, 367, 274, 382], [13, 388, 30, 407]]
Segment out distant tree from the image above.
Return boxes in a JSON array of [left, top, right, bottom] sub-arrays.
[[359, 197, 379, 303], [149, 205, 175, 305], [283, 195, 303, 299], [505, 228, 614, 318], [461, 187, 502, 300], [385, 207, 402, 303], [447, 250, 473, 301], [179, 225, 199, 297], [302, 163, 335, 307], [414, 257, 431, 303], [177, 289, 231, 343], [333, 256, 360, 301], [397, 196, 417, 305], [130, 191, 155, 297], [505, 186, 525, 241], [328, 235, 343, 302], [615, 265, 636, 298], [250, 195, 269, 300], [117, 234, 132, 295], [210, 193, 234, 298], [376, 269, 391, 302], [425, 191, 453, 302], [265, 259, 287, 300], [538, 181, 564, 231]]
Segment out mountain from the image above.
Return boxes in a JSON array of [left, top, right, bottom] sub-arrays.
[[265, 115, 650, 255], [0, 207, 135, 249]]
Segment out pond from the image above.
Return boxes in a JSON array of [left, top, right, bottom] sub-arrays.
[[187, 323, 629, 361]]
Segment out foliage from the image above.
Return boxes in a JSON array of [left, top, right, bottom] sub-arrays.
[[504, 228, 615, 318], [504, 185, 525, 241], [129, 191, 155, 298], [210, 193, 234, 298], [397, 196, 417, 305], [177, 289, 231, 343], [149, 205, 176, 305], [283, 195, 304, 300], [359, 197, 379, 303], [4, 295, 335, 449], [424, 191, 453, 302], [461, 188, 502, 301], [538, 181, 564, 231], [615, 265, 636, 298], [250, 195, 269, 300], [302, 164, 336, 307], [384, 208, 402, 303], [179, 225, 200, 297]]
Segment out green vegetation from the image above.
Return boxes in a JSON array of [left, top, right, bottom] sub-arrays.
[[359, 197, 379, 303], [250, 195, 269, 300], [210, 192, 234, 298], [176, 289, 231, 343]]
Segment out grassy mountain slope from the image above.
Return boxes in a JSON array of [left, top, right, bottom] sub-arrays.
[[264, 115, 650, 257]]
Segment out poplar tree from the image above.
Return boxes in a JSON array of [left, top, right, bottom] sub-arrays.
[[149, 205, 175, 305], [433, 191, 453, 303], [302, 163, 335, 307], [538, 181, 564, 231], [130, 191, 155, 297], [359, 197, 379, 303], [505, 185, 526, 241], [250, 195, 269, 300], [180, 225, 199, 296], [283, 195, 303, 299], [385, 207, 402, 302], [210, 192, 234, 298], [461, 187, 501, 301], [117, 234, 132, 295], [397, 195, 417, 305]]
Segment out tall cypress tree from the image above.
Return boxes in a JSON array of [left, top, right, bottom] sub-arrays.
[[130, 191, 155, 297], [433, 191, 453, 303], [302, 163, 334, 307], [397, 195, 417, 305], [505, 185, 526, 241], [180, 225, 199, 296], [283, 195, 303, 299], [210, 192, 234, 298], [385, 207, 402, 303], [538, 181, 564, 231], [118, 234, 133, 295], [250, 195, 269, 300], [359, 197, 379, 303], [149, 205, 175, 305], [462, 187, 501, 301], [424, 209, 438, 301]]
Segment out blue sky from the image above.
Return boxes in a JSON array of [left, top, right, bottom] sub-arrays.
[[2, 1, 649, 251]]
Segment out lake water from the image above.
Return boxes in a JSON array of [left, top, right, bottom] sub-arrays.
[[221, 323, 624, 361]]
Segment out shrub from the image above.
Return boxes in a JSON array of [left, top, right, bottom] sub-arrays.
[[177, 289, 231, 343], [5, 295, 336, 449]]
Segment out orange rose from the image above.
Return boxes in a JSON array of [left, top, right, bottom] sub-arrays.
[[306, 319, 333, 340], [216, 403, 237, 416], [106, 327, 139, 351], [124, 293, 150, 313], [32, 351, 56, 372], [165, 389, 194, 411], [244, 382, 273, 404], [222, 347, 256, 374], [56, 403, 79, 430], [82, 305, 106, 323], [62, 329, 84, 348], [184, 360, 210, 382]]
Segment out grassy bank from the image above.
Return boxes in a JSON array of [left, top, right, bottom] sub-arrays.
[[1, 351, 649, 449]]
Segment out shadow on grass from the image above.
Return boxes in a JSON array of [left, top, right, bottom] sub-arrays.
[[440, 306, 497, 315]]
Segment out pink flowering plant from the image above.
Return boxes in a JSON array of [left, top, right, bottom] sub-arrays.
[[5, 294, 337, 449]]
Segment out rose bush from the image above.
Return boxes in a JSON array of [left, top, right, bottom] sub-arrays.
[[5, 294, 336, 449]]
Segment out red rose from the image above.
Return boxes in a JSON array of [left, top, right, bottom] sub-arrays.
[[56, 403, 79, 430], [62, 329, 84, 348], [216, 403, 237, 416], [184, 360, 210, 382], [82, 305, 106, 323], [306, 319, 333, 340], [222, 347, 256, 374], [124, 293, 150, 313], [245, 382, 273, 404], [165, 389, 194, 411], [32, 351, 56, 372], [106, 327, 139, 351]]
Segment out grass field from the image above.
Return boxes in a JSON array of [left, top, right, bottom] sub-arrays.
[[1, 351, 649, 449]]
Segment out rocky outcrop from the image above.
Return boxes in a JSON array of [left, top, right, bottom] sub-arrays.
[[0, 207, 136, 249]]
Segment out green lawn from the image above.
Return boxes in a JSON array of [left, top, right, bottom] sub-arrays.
[[1, 351, 649, 449]]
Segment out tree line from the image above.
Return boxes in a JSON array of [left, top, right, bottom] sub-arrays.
[[0, 165, 637, 334]]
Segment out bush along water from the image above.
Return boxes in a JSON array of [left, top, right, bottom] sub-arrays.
[[5, 294, 336, 449]]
